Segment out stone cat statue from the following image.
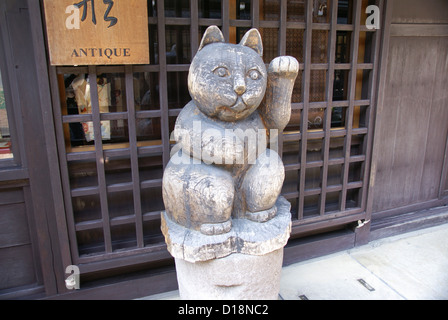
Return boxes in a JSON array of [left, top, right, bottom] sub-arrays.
[[162, 26, 299, 236]]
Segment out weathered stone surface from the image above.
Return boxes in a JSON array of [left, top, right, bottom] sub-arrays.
[[161, 196, 291, 263], [175, 248, 284, 300]]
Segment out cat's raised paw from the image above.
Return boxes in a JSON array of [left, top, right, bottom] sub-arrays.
[[268, 56, 299, 79]]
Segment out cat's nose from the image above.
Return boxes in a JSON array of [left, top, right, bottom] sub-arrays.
[[234, 77, 246, 95]]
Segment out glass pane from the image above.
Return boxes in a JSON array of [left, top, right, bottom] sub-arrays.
[[333, 70, 349, 101], [306, 139, 323, 162], [134, 72, 160, 111], [286, 109, 300, 132], [310, 70, 327, 102], [69, 73, 126, 114], [0, 68, 12, 160], [167, 72, 190, 109], [139, 154, 163, 182], [236, 0, 251, 20], [313, 0, 331, 23], [291, 71, 303, 104], [286, 29, 304, 64], [230, 27, 251, 44], [312, 30, 329, 64], [69, 159, 98, 189], [346, 188, 361, 209], [260, 0, 280, 21], [199, 0, 221, 19], [329, 137, 344, 159], [165, 0, 190, 18], [108, 190, 134, 219], [304, 195, 319, 218], [328, 164, 343, 186], [337, 0, 353, 24], [73, 194, 102, 224], [148, 0, 157, 17], [305, 166, 321, 190], [308, 108, 325, 130], [282, 169, 299, 194], [335, 31, 352, 63], [348, 161, 363, 183], [287, 0, 305, 22], [358, 31, 374, 64], [353, 105, 368, 129], [331, 106, 347, 128], [166, 26, 191, 64], [149, 25, 159, 65], [137, 117, 162, 142], [111, 224, 137, 251], [325, 191, 340, 212], [259, 28, 279, 63], [356, 70, 371, 100], [351, 134, 366, 157], [105, 155, 132, 186], [77, 228, 105, 256], [141, 186, 164, 214], [64, 73, 131, 149]]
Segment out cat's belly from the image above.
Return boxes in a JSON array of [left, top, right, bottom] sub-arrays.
[[174, 102, 268, 166]]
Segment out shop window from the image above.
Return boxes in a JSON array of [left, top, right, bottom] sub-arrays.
[[0, 69, 12, 160]]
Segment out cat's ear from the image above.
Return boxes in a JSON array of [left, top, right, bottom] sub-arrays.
[[198, 26, 225, 51], [239, 29, 263, 57]]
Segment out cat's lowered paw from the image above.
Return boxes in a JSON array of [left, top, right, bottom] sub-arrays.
[[268, 56, 299, 79]]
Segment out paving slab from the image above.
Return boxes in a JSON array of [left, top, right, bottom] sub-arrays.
[[349, 224, 448, 300], [279, 252, 404, 300]]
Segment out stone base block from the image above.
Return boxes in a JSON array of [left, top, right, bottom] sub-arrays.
[[175, 248, 284, 300]]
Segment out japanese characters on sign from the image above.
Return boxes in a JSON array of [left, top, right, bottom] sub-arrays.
[[44, 0, 149, 65]]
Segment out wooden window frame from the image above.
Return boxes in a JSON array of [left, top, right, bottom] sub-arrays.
[[0, 4, 26, 170]]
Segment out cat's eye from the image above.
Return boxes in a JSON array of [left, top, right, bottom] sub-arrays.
[[214, 67, 229, 78], [248, 69, 261, 80]]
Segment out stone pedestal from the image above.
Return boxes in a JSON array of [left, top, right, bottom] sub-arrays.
[[161, 196, 291, 300], [175, 249, 284, 300]]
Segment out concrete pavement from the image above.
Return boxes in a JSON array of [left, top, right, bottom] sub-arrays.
[[141, 223, 448, 300]]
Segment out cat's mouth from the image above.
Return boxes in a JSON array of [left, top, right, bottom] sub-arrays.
[[215, 97, 254, 121], [230, 97, 247, 113]]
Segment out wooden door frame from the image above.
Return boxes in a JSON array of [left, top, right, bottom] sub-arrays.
[[25, 0, 72, 296], [367, 0, 448, 221]]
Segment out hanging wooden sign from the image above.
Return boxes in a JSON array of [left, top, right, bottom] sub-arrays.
[[43, 0, 149, 65]]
